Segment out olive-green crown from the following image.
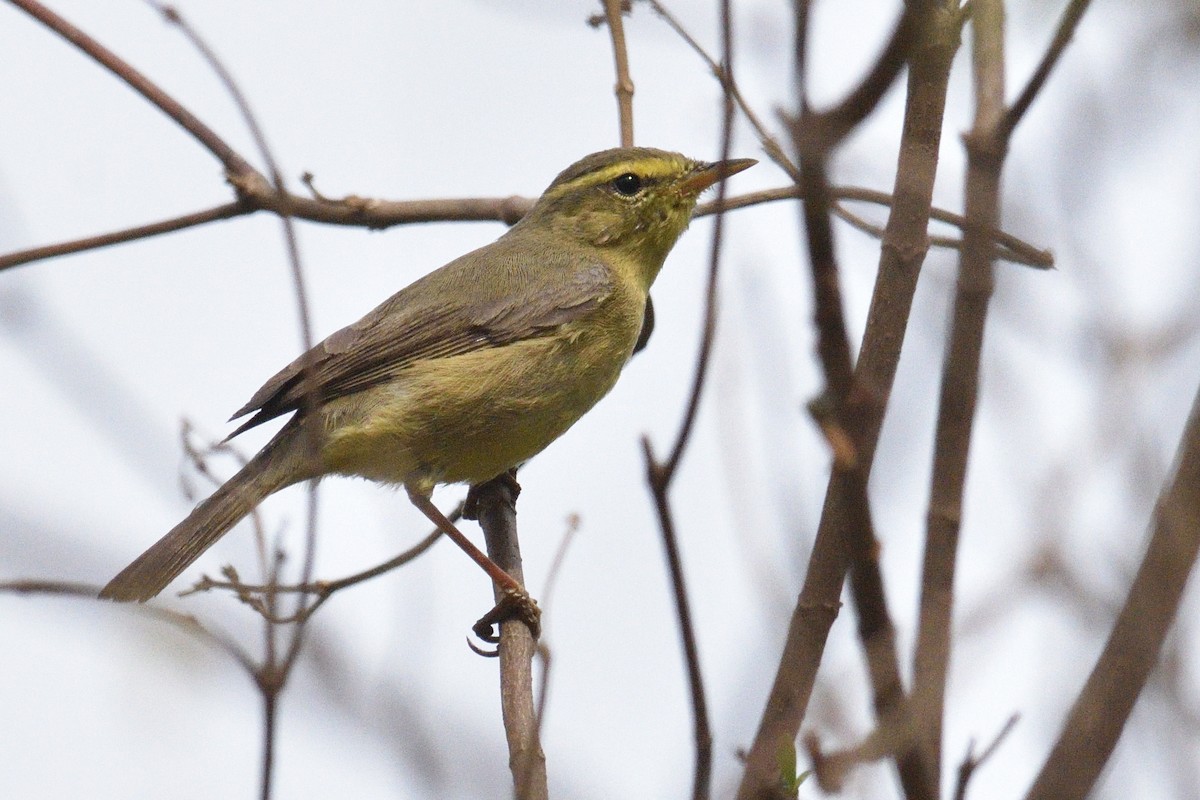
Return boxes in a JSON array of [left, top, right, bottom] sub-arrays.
[[512, 148, 710, 286]]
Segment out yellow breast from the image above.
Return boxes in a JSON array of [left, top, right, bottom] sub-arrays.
[[319, 290, 644, 494]]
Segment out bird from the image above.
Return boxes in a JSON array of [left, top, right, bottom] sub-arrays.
[[99, 147, 755, 635]]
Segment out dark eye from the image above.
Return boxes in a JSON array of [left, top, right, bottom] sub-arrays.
[[612, 173, 643, 196]]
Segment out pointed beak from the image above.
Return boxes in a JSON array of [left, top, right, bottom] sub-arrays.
[[678, 157, 757, 196]]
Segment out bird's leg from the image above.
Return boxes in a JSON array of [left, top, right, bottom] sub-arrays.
[[405, 486, 540, 641]]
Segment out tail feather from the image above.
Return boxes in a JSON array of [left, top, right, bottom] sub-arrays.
[[100, 425, 307, 602]]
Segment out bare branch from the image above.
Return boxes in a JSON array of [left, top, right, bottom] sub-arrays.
[[699, 186, 1053, 268], [537, 514, 581, 617], [797, 5, 920, 150], [805, 709, 924, 795], [0, 202, 250, 273], [1026, 383, 1200, 798], [140, 9, 320, 798], [643, 436, 714, 800], [637, 5, 739, 798], [180, 518, 450, 625], [736, 6, 961, 796], [601, 0, 636, 146], [473, 476, 548, 800], [646, 0, 798, 180], [912, 0, 1008, 786], [953, 715, 1019, 800], [0, 192, 538, 272], [0, 182, 1051, 274], [790, 131, 935, 800], [1000, 0, 1094, 141]]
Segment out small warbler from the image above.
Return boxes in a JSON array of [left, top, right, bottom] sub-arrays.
[[100, 147, 755, 632]]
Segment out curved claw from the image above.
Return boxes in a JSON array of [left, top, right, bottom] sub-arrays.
[[471, 586, 542, 648], [467, 636, 500, 658]]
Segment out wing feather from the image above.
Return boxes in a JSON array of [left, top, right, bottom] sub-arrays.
[[227, 237, 614, 437]]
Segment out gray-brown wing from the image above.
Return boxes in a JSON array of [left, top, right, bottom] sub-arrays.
[[226, 250, 614, 437]]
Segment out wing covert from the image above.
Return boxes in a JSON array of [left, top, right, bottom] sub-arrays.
[[226, 247, 615, 437]]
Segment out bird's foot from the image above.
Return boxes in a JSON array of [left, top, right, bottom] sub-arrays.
[[469, 586, 541, 655]]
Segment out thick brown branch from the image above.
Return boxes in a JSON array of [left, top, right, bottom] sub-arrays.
[[912, 0, 1007, 786], [801, 5, 919, 150], [736, 7, 960, 797], [794, 143, 934, 800], [1025, 382, 1200, 800]]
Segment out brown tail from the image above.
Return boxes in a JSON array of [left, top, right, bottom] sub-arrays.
[[99, 422, 310, 602]]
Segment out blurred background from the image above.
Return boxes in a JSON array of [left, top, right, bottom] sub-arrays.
[[1, 1, 1198, 797]]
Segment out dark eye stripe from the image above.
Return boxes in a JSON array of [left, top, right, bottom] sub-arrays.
[[612, 173, 643, 196]]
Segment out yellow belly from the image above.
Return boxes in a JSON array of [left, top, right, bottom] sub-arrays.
[[318, 305, 640, 494]]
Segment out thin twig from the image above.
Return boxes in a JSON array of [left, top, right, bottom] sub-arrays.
[[0, 202, 250, 273], [151, 1, 321, 664], [1000, 0, 1094, 141], [182, 521, 449, 624], [518, 519, 581, 755], [645, 0, 798, 180], [524, 517, 578, 751], [953, 714, 1019, 800], [698, 186, 1053, 268], [0, 193, 533, 272], [178, 422, 278, 618], [533, 643, 553, 740], [0, 183, 1051, 274], [520, 520, 580, 767], [602, 0, 636, 146], [639, 5, 738, 798], [538, 514, 581, 618], [173, 430, 447, 623], [143, 8, 318, 799], [642, 437, 714, 800], [656, 0, 742, 480]]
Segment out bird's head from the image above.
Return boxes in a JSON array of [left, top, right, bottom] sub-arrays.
[[517, 147, 755, 289]]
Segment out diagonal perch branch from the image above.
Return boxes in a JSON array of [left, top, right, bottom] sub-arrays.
[[1025, 382, 1200, 799]]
